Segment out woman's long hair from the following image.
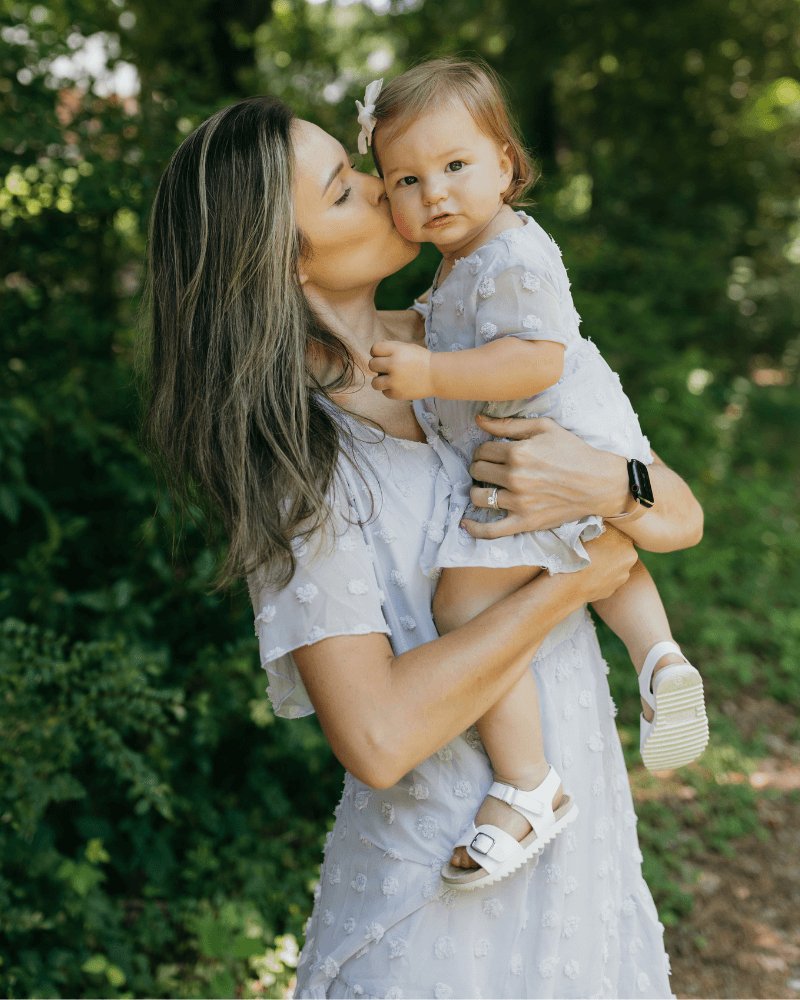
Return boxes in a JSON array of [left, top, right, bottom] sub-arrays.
[[142, 96, 354, 588]]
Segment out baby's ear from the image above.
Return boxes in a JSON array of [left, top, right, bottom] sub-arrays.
[[498, 142, 515, 193]]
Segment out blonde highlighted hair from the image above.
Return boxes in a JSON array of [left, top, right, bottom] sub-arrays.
[[372, 57, 538, 205], [143, 96, 359, 590]]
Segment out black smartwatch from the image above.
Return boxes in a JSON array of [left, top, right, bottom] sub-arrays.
[[628, 458, 654, 508], [606, 459, 654, 521]]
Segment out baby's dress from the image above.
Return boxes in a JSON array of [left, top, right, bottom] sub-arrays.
[[413, 211, 653, 578], [249, 407, 673, 999]]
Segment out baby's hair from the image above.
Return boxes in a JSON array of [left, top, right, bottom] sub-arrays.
[[372, 57, 538, 205]]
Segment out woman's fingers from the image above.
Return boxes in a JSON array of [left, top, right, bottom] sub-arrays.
[[469, 439, 513, 466], [475, 414, 556, 441], [470, 418, 559, 467], [469, 485, 513, 512], [469, 460, 512, 489], [460, 511, 526, 539], [580, 528, 638, 601]]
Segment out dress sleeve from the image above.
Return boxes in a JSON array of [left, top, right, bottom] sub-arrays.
[[474, 263, 571, 349], [248, 488, 390, 719], [408, 298, 430, 321]]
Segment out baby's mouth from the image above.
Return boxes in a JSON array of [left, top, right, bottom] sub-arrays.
[[425, 213, 453, 228]]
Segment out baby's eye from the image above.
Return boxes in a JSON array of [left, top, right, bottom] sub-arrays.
[[397, 176, 418, 187], [334, 187, 352, 206], [447, 160, 465, 172]]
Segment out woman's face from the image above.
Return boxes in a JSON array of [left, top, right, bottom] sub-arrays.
[[292, 119, 418, 293]]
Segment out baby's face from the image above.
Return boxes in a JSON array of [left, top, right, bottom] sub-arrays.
[[377, 100, 513, 258]]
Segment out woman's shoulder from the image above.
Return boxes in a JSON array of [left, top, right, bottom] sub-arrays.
[[378, 307, 426, 346]]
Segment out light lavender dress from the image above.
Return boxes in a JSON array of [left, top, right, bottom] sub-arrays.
[[249, 412, 673, 1000]]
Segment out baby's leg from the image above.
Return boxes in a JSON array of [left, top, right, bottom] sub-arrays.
[[591, 558, 684, 719], [593, 558, 708, 771], [432, 565, 540, 637], [434, 567, 565, 871], [433, 568, 546, 783]]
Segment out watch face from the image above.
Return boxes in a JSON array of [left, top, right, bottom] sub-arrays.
[[628, 459, 655, 507]]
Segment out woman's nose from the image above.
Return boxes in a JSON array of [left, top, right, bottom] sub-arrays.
[[363, 172, 386, 206]]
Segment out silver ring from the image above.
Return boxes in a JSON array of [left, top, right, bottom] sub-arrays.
[[487, 487, 499, 509]]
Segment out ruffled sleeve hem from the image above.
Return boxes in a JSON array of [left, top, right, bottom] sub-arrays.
[[249, 475, 393, 720], [262, 621, 392, 720]]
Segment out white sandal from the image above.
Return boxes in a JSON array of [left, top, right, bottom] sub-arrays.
[[440, 766, 578, 891], [639, 640, 709, 771]]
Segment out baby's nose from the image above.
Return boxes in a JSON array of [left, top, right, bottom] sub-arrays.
[[422, 181, 446, 206]]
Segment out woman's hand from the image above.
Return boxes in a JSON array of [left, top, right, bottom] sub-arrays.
[[573, 527, 638, 604], [463, 415, 628, 537], [463, 414, 703, 552]]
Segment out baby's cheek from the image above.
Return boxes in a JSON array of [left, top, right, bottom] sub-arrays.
[[390, 202, 419, 242]]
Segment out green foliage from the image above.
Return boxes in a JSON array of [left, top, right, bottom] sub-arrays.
[[1, 0, 798, 994], [0, 619, 331, 997]]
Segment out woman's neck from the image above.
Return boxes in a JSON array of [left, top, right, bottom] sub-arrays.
[[303, 283, 385, 361], [305, 284, 425, 441]]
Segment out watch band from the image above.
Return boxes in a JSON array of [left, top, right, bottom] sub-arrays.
[[605, 459, 654, 522], [605, 496, 650, 522]]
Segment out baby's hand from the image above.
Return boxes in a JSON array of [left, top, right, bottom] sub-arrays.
[[369, 340, 435, 400]]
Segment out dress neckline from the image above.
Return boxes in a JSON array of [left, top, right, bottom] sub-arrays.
[[314, 391, 431, 449], [433, 210, 533, 291]]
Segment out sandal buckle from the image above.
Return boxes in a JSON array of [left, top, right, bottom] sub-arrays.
[[470, 832, 495, 856]]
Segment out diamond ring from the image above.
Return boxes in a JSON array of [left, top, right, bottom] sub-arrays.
[[487, 487, 500, 509]]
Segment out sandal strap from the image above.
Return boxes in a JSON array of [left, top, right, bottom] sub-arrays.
[[639, 641, 683, 710], [464, 822, 523, 874], [487, 766, 561, 829]]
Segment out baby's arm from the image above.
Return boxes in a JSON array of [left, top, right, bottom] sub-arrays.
[[369, 337, 564, 402]]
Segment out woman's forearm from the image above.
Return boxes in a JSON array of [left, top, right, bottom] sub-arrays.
[[617, 453, 703, 552], [379, 571, 585, 783], [548, 445, 704, 551], [299, 530, 636, 788]]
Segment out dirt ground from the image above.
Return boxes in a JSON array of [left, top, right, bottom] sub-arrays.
[[656, 696, 800, 1000]]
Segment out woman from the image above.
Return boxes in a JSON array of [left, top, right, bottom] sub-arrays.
[[145, 96, 701, 998]]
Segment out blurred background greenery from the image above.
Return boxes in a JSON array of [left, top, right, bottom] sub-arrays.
[[1, 0, 798, 996]]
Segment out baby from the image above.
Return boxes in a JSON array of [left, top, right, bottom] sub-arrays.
[[358, 58, 709, 891]]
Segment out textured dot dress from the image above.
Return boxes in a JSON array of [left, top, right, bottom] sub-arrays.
[[412, 210, 653, 579], [249, 403, 674, 999]]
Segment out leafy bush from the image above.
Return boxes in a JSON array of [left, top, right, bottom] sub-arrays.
[[0, 620, 338, 997]]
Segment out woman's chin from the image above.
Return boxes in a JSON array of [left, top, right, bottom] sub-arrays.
[[404, 237, 421, 260], [397, 233, 421, 264]]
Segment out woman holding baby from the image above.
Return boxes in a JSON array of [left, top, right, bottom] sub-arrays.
[[144, 58, 703, 998]]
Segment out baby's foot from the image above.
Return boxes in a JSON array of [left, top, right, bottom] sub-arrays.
[[441, 766, 578, 890], [640, 649, 686, 722], [449, 764, 563, 871], [639, 641, 709, 771]]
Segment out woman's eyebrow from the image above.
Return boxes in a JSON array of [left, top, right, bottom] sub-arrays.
[[322, 161, 346, 195]]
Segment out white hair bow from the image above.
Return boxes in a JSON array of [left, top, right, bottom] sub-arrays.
[[355, 78, 383, 155]]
